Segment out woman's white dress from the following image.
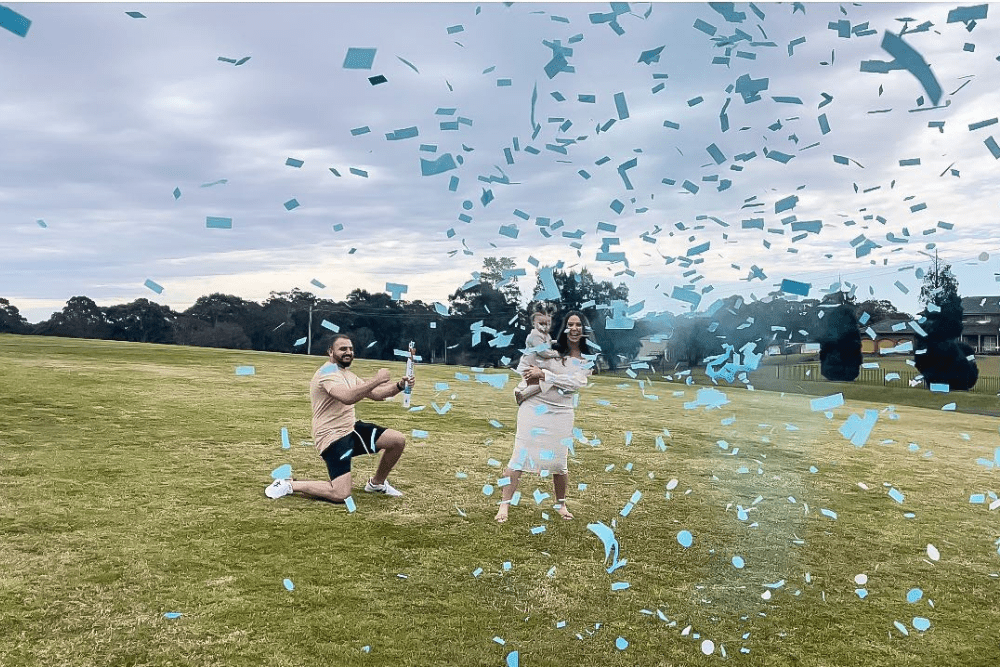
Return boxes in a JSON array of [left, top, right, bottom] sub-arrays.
[[507, 354, 592, 474]]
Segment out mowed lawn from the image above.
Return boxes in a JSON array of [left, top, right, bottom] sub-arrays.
[[2, 334, 999, 667]]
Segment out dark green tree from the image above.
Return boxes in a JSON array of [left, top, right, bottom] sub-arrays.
[[103, 298, 176, 344], [915, 254, 977, 389], [448, 281, 520, 367], [856, 298, 905, 323], [34, 296, 110, 339], [816, 305, 862, 381], [478, 257, 522, 305], [0, 298, 29, 334]]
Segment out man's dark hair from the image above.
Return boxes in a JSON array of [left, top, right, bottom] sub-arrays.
[[324, 333, 353, 353]]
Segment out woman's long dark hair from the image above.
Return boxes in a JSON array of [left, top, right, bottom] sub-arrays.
[[553, 310, 594, 359]]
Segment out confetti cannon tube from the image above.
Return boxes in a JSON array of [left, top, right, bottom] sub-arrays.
[[403, 341, 415, 409]]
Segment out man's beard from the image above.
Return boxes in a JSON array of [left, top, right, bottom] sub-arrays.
[[336, 355, 353, 368]]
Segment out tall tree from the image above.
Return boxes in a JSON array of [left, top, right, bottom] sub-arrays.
[[918, 255, 963, 341], [35, 296, 110, 339], [0, 298, 28, 334], [816, 304, 862, 381], [261, 289, 319, 353], [103, 299, 176, 344], [856, 298, 904, 322], [479, 257, 522, 305], [915, 254, 976, 389], [670, 317, 714, 366], [448, 281, 520, 367]]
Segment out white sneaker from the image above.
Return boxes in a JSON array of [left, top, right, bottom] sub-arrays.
[[265, 478, 293, 499], [364, 477, 403, 497]]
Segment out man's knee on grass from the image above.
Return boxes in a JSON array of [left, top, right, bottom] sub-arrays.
[[327, 474, 352, 502]]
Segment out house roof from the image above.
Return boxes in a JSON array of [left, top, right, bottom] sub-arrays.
[[961, 296, 1000, 315]]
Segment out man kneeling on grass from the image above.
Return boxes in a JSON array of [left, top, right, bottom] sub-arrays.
[[265, 333, 415, 503]]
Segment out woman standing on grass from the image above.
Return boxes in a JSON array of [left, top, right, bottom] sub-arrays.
[[495, 311, 594, 523]]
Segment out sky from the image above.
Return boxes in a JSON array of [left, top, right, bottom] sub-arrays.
[[2, 1, 1000, 325]]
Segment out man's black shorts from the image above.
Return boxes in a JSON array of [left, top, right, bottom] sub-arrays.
[[319, 420, 388, 480]]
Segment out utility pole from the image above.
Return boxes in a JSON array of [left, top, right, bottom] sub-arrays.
[[306, 303, 313, 355]]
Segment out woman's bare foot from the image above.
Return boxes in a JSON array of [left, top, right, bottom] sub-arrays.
[[556, 503, 574, 520], [495, 505, 509, 523]]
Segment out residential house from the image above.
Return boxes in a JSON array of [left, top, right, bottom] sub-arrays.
[[961, 296, 1000, 353]]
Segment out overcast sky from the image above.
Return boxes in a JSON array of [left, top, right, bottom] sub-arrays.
[[2, 1, 999, 324]]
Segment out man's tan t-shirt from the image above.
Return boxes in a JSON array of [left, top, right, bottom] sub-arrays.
[[310, 362, 361, 454]]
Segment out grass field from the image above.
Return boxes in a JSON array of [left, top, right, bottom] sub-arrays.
[[2, 334, 1000, 667]]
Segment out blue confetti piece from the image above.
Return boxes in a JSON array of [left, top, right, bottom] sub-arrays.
[[285, 157, 304, 168], [144, 279, 164, 294], [205, 216, 232, 229], [412, 430, 429, 439], [888, 488, 905, 504], [531, 525, 546, 535], [420, 153, 457, 176], [164, 612, 182, 619], [343, 47, 377, 69], [345, 496, 356, 512], [587, 521, 626, 573], [0, 4, 31, 37], [861, 31, 941, 105], [350, 126, 371, 136], [283, 198, 300, 211], [349, 167, 369, 178], [820, 508, 838, 520], [611, 581, 629, 590], [293, 337, 307, 347], [677, 530, 693, 548], [280, 428, 290, 449], [615, 637, 628, 650], [498, 224, 519, 239], [775, 194, 799, 213], [386, 126, 419, 141], [912, 617, 931, 632], [283, 578, 294, 591], [942, 402, 957, 411], [235, 365, 255, 375], [780, 279, 811, 297], [613, 91, 629, 120], [984, 136, 1000, 160], [732, 555, 745, 569], [894, 620, 909, 636], [271, 464, 292, 479], [476, 373, 509, 389], [385, 282, 408, 300], [906, 588, 923, 603]]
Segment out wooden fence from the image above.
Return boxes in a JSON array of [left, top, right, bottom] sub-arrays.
[[775, 363, 1000, 395]]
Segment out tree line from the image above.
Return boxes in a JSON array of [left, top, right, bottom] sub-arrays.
[[3, 257, 969, 384], [0, 259, 652, 370]]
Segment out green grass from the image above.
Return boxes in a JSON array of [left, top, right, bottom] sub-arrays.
[[2, 334, 1000, 666]]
